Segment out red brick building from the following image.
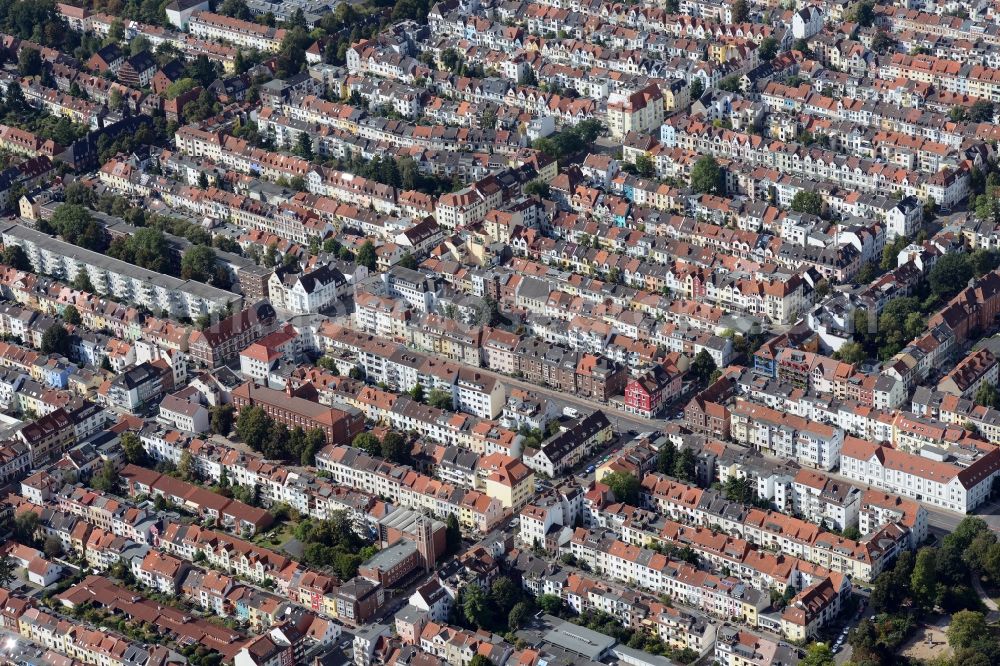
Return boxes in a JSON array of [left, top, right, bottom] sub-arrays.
[[232, 382, 365, 445]]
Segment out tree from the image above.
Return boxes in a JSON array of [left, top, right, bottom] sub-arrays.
[[462, 582, 494, 629], [690, 156, 722, 194], [948, 610, 988, 650], [969, 99, 996, 123], [832, 341, 865, 365], [352, 432, 382, 457], [181, 245, 217, 282], [689, 78, 704, 101], [634, 154, 655, 178], [179, 450, 195, 481], [910, 546, 941, 611], [211, 404, 234, 435], [731, 0, 749, 22], [689, 349, 717, 385], [2, 245, 30, 270], [18, 47, 42, 76], [718, 75, 741, 92], [850, 0, 875, 26], [603, 471, 640, 505], [537, 593, 563, 615], [121, 432, 147, 466], [0, 556, 14, 588], [800, 642, 834, 666], [295, 132, 314, 160], [490, 576, 520, 617], [657, 441, 677, 475], [302, 428, 325, 466], [381, 431, 410, 464], [524, 180, 551, 199], [758, 36, 779, 62], [41, 323, 70, 356], [791, 191, 823, 215], [508, 601, 530, 630], [49, 204, 106, 252], [236, 405, 271, 451], [929, 253, 973, 298], [398, 252, 418, 270], [975, 382, 1000, 410], [971, 248, 1000, 277], [62, 305, 81, 326], [871, 31, 895, 54], [428, 388, 453, 410], [469, 656, 494, 666], [72, 271, 95, 293], [446, 513, 462, 555], [673, 448, 697, 482], [92, 459, 118, 493], [43, 535, 63, 559], [357, 240, 377, 271]]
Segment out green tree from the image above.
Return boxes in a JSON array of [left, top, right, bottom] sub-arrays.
[[975, 382, 1000, 410], [490, 576, 520, 617], [62, 305, 81, 326], [948, 610, 988, 650], [428, 388, 453, 410], [673, 448, 697, 482], [72, 271, 95, 292], [398, 252, 418, 270], [2, 245, 30, 270], [731, 0, 749, 22], [49, 204, 106, 252], [236, 405, 272, 451], [179, 450, 195, 481], [758, 36, 779, 61], [43, 535, 63, 559], [181, 245, 217, 281], [910, 546, 941, 611], [634, 154, 655, 178], [41, 323, 70, 356], [603, 471, 640, 505], [357, 240, 377, 271], [0, 556, 15, 588], [929, 252, 974, 299], [352, 432, 382, 457], [409, 383, 426, 402], [800, 642, 834, 666], [791, 190, 823, 215], [92, 459, 118, 493], [969, 100, 995, 123], [295, 132, 314, 160], [971, 248, 1000, 276], [524, 180, 551, 199], [877, 297, 925, 359], [508, 601, 530, 630], [446, 512, 462, 555], [18, 47, 42, 76], [537, 593, 563, 615], [689, 78, 704, 101], [689, 349, 717, 385], [832, 341, 865, 364], [121, 432, 148, 466], [469, 656, 494, 666], [657, 441, 677, 475], [690, 156, 722, 194], [302, 428, 325, 466], [462, 583, 494, 629], [380, 431, 410, 464], [211, 404, 234, 435]]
